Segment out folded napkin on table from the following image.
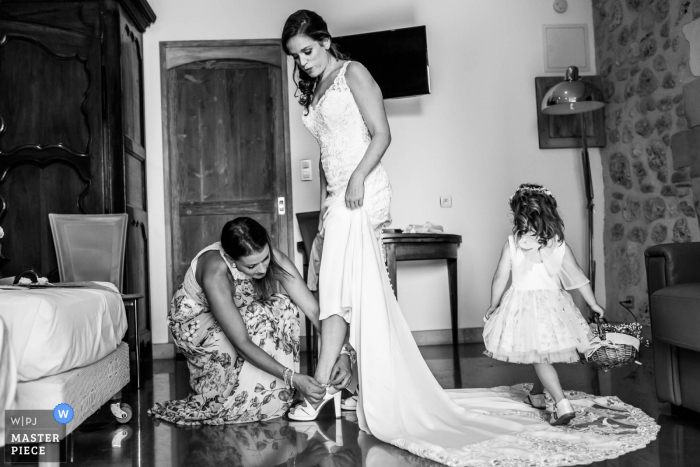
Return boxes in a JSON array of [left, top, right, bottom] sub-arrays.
[[404, 221, 444, 234]]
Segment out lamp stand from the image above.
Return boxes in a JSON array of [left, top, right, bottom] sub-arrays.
[[580, 114, 596, 304]]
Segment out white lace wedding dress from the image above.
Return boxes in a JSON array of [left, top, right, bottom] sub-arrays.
[[301, 61, 658, 466]]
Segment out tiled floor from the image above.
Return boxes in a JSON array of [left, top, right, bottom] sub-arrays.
[[7, 341, 700, 466]]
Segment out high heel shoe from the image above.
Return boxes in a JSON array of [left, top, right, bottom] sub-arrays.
[[550, 398, 576, 426], [290, 419, 344, 453], [340, 394, 358, 411], [288, 390, 341, 421]]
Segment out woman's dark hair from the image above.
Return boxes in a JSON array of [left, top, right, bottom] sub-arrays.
[[221, 217, 290, 299], [281, 9, 348, 113], [509, 183, 565, 247]]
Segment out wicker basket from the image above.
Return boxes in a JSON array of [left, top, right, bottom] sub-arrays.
[[584, 302, 646, 372]]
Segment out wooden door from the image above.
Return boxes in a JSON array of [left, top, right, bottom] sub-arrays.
[[162, 41, 293, 295]]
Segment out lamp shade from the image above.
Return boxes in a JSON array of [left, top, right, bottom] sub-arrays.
[[541, 66, 604, 115]]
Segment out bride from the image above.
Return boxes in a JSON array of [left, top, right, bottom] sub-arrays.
[[281, 9, 657, 466]]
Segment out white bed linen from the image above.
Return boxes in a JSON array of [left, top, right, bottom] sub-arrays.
[[15, 342, 130, 436], [0, 316, 18, 447], [0, 282, 127, 382]]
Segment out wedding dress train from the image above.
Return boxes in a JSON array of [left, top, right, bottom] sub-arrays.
[[320, 195, 657, 466], [302, 60, 658, 466]]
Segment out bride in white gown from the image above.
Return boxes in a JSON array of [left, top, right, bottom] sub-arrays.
[[281, 10, 658, 466]]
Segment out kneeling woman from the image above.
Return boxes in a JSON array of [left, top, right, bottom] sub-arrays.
[[149, 217, 325, 425]]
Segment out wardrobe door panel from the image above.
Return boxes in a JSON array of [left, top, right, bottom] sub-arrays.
[[0, 2, 100, 37], [0, 21, 101, 159], [120, 18, 145, 148], [0, 163, 86, 278]]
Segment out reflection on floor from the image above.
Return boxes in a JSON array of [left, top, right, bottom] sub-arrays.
[[10, 342, 700, 466]]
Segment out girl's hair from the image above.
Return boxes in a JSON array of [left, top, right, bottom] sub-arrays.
[[221, 217, 290, 299], [281, 9, 348, 113], [509, 183, 565, 247]]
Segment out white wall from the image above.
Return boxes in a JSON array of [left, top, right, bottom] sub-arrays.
[[144, 0, 605, 344]]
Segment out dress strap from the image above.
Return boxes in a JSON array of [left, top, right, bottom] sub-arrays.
[[336, 61, 352, 87], [215, 244, 247, 281], [189, 243, 222, 270], [190, 242, 246, 282]]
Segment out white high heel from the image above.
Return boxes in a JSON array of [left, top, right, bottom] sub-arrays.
[[550, 398, 576, 425], [288, 390, 341, 421], [290, 419, 344, 453], [341, 394, 358, 411]]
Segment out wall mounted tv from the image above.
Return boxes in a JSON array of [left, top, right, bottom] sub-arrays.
[[334, 26, 430, 99]]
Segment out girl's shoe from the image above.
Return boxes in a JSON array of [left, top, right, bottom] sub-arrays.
[[341, 394, 358, 411], [288, 390, 341, 421], [524, 393, 546, 410], [289, 419, 344, 453], [550, 398, 576, 426]]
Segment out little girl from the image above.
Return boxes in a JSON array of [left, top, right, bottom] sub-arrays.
[[483, 183, 604, 425]]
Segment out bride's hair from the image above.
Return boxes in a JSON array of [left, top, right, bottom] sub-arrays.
[[281, 9, 348, 113], [221, 217, 290, 299], [509, 183, 565, 247]]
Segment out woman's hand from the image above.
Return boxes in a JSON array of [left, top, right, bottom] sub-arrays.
[[483, 305, 497, 322], [328, 354, 352, 391], [590, 304, 605, 318], [293, 374, 326, 404], [345, 173, 365, 209]]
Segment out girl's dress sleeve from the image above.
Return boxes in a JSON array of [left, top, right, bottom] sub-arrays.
[[558, 243, 590, 290]]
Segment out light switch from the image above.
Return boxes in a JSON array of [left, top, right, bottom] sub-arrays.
[[301, 159, 313, 181]]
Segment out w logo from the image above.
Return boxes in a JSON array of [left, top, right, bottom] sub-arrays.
[[53, 404, 74, 424]]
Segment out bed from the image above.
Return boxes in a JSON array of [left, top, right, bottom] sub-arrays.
[[0, 282, 133, 448]]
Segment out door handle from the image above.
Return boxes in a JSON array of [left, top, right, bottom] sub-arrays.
[[277, 197, 286, 215]]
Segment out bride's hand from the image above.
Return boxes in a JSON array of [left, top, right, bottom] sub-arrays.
[[345, 173, 365, 209], [483, 305, 497, 322], [328, 354, 352, 390]]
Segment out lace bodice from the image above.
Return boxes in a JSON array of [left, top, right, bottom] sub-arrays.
[[302, 61, 391, 205]]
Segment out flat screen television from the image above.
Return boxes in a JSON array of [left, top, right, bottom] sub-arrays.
[[334, 26, 430, 99]]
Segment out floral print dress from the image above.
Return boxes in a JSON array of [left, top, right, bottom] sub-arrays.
[[148, 243, 300, 425]]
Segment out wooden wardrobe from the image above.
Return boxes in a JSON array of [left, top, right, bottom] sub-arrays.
[[0, 0, 156, 377]]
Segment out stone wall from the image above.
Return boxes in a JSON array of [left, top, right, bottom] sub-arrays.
[[592, 0, 700, 324]]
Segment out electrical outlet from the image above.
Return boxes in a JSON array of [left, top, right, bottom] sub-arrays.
[[440, 196, 452, 208]]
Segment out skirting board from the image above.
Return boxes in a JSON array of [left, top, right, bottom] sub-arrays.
[[152, 327, 485, 360]]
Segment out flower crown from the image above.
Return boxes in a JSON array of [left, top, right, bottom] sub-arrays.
[[508, 185, 555, 204]]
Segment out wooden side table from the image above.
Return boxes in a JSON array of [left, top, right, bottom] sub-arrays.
[[383, 233, 463, 346]]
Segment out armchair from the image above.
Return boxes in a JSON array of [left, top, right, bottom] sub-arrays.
[[645, 243, 700, 413]]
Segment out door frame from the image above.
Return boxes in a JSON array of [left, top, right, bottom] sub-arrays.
[[160, 39, 294, 303]]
